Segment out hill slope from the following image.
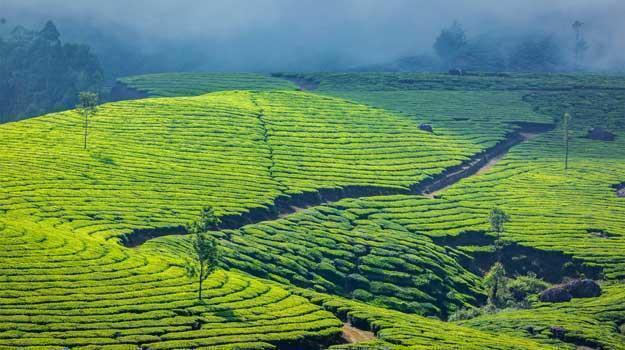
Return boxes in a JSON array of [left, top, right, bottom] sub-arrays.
[[0, 89, 541, 242], [2, 72, 625, 349]]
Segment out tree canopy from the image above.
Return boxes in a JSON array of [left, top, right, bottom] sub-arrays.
[[433, 21, 467, 64], [0, 21, 103, 123]]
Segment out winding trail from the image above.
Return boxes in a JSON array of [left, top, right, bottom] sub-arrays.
[[425, 130, 545, 199], [122, 121, 554, 248], [341, 323, 375, 343]]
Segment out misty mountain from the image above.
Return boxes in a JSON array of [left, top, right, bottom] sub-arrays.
[[2, 0, 624, 73]]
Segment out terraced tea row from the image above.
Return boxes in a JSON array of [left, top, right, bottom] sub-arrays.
[[324, 90, 551, 151], [2, 90, 523, 242], [0, 91, 282, 240], [252, 91, 482, 194], [274, 72, 625, 92], [309, 75, 625, 278], [118, 73, 297, 97], [301, 291, 556, 350], [459, 283, 625, 349], [0, 215, 342, 349], [145, 204, 485, 317]]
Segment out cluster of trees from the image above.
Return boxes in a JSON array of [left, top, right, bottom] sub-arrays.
[[362, 21, 591, 73], [433, 21, 586, 72], [450, 208, 549, 321], [0, 20, 103, 122]]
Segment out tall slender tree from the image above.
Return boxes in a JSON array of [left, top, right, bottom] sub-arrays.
[[484, 262, 506, 307], [563, 112, 572, 170], [186, 207, 221, 301], [489, 207, 510, 239], [77, 92, 99, 150], [572, 20, 587, 66]]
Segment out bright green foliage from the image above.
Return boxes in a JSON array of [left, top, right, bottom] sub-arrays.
[[77, 91, 99, 150], [458, 283, 625, 349], [0, 91, 282, 240], [2, 71, 625, 349], [484, 262, 507, 306], [147, 202, 485, 317], [300, 291, 556, 350], [0, 216, 342, 349], [322, 89, 551, 152], [252, 90, 474, 194], [563, 112, 572, 170], [186, 207, 221, 301], [507, 273, 549, 302], [119, 72, 298, 97], [489, 207, 510, 235], [0, 90, 484, 242], [187, 206, 221, 233], [189, 231, 219, 301], [302, 73, 625, 279]]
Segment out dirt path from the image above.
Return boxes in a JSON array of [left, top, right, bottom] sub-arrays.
[[342, 323, 375, 343], [423, 129, 546, 199], [278, 205, 308, 218]]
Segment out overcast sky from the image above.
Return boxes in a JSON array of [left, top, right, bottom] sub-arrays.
[[3, 0, 624, 71]]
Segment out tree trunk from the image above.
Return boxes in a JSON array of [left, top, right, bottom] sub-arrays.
[[564, 136, 569, 170], [83, 113, 88, 150], [491, 281, 498, 305], [198, 277, 203, 301], [564, 113, 570, 170], [198, 262, 204, 301]]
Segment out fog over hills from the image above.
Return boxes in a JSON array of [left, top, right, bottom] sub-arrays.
[[2, 0, 624, 72]]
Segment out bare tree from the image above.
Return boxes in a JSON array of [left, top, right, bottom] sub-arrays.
[[77, 92, 99, 150]]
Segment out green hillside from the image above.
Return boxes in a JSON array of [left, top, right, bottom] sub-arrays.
[[1, 89, 542, 241], [0, 215, 342, 349], [2, 72, 625, 349], [118, 73, 298, 97]]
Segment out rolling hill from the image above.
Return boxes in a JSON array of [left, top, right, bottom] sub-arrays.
[[1, 72, 624, 349]]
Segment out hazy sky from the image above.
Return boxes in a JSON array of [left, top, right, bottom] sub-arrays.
[[3, 0, 624, 71]]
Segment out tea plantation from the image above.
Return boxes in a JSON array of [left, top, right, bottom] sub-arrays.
[[0, 215, 343, 349], [118, 73, 298, 97], [2, 72, 625, 349]]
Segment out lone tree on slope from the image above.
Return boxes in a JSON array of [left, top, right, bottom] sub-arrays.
[[484, 262, 506, 307], [186, 207, 221, 301], [563, 112, 572, 170], [77, 92, 99, 150], [489, 207, 510, 239]]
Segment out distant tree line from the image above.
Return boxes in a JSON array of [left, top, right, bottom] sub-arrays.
[[0, 20, 103, 123], [359, 21, 591, 73], [433, 21, 574, 73]]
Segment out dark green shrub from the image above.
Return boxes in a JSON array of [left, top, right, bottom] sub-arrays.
[[507, 273, 549, 302], [352, 289, 374, 302]]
